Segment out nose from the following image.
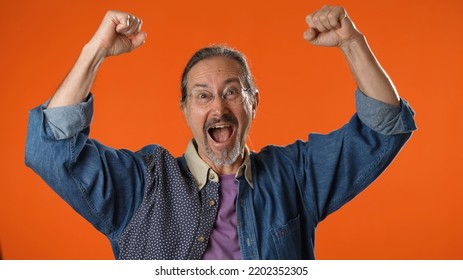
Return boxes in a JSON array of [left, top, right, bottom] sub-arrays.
[[209, 94, 229, 116]]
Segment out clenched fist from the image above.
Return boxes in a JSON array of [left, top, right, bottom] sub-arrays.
[[303, 5, 361, 48], [89, 10, 147, 57]]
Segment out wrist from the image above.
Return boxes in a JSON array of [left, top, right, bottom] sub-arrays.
[[339, 32, 366, 53], [80, 43, 107, 73]]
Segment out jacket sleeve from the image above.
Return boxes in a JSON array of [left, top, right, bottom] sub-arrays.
[[298, 89, 416, 222], [25, 95, 147, 238]]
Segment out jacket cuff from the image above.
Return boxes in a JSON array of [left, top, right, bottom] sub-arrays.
[[355, 88, 416, 135], [42, 94, 94, 140]]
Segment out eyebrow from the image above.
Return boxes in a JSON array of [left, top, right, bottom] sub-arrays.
[[190, 83, 209, 91], [190, 77, 242, 92], [223, 77, 242, 86]]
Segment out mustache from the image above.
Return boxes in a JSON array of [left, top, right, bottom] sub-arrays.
[[204, 114, 238, 130]]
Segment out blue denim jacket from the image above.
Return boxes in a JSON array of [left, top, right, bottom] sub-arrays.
[[25, 89, 416, 259]]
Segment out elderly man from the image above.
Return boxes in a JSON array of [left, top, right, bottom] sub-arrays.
[[25, 5, 415, 259]]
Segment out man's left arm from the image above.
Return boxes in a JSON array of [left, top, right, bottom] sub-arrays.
[[294, 5, 416, 221], [304, 5, 400, 107]]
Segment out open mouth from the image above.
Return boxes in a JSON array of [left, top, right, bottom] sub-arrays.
[[208, 124, 235, 143]]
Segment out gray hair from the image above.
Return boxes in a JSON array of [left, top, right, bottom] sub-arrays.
[[180, 45, 257, 109]]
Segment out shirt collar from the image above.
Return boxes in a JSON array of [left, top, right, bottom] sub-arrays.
[[184, 140, 254, 191]]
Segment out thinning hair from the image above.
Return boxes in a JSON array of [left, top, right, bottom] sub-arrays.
[[180, 45, 257, 109]]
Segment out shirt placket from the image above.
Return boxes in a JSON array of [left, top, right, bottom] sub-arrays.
[[187, 177, 220, 259], [236, 177, 259, 260]]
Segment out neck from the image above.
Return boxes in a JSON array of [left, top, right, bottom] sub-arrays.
[[202, 152, 245, 175], [206, 154, 244, 175]]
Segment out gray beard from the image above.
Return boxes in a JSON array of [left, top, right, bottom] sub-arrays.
[[204, 133, 242, 167]]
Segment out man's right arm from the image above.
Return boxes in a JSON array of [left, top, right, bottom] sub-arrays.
[[25, 11, 149, 241], [47, 10, 146, 108]]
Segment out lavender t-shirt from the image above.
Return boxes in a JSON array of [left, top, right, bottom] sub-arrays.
[[202, 174, 241, 259]]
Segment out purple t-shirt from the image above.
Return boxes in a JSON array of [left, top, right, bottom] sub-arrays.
[[202, 174, 241, 259]]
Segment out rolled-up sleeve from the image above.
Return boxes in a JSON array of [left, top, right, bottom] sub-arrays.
[[355, 88, 417, 135], [291, 89, 417, 221], [25, 94, 146, 242], [42, 95, 94, 140]]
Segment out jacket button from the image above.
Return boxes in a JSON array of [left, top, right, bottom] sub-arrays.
[[209, 200, 216, 207], [208, 173, 215, 180], [197, 236, 206, 243]]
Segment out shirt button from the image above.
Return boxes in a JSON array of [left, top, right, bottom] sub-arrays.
[[208, 200, 216, 207], [208, 173, 215, 180], [197, 236, 206, 243]]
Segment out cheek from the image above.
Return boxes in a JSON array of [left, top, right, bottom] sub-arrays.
[[185, 110, 206, 136], [242, 104, 254, 123]]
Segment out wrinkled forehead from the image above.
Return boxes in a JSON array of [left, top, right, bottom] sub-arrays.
[[186, 57, 244, 90]]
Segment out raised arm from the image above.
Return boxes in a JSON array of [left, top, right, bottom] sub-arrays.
[[25, 11, 149, 240], [303, 5, 400, 107], [297, 6, 416, 223], [47, 10, 147, 108]]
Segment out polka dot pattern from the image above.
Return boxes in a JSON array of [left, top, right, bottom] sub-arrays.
[[117, 146, 220, 259]]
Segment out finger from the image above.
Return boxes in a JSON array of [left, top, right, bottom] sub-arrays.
[[130, 31, 147, 50], [127, 14, 134, 26], [115, 14, 130, 33], [303, 27, 317, 42], [327, 11, 341, 29], [136, 18, 143, 33], [325, 7, 341, 29], [305, 14, 315, 28], [117, 13, 142, 35], [316, 5, 335, 31], [129, 15, 142, 31], [317, 13, 333, 31], [307, 10, 324, 32], [126, 16, 142, 35], [328, 6, 346, 29], [124, 14, 138, 34], [313, 12, 330, 32]]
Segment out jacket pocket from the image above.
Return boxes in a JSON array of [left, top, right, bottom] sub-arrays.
[[269, 215, 301, 259]]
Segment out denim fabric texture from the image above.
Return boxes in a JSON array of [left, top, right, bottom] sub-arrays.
[[25, 88, 416, 259]]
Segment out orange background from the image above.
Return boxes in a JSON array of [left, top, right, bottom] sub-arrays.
[[1, 0, 462, 259]]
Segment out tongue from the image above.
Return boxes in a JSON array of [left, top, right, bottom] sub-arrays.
[[210, 127, 233, 143]]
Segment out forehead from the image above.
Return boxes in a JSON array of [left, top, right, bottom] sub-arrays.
[[187, 56, 243, 88]]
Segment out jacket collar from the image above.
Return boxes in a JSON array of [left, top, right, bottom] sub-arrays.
[[184, 140, 254, 190]]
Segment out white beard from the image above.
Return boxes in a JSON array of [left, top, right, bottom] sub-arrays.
[[204, 133, 242, 166]]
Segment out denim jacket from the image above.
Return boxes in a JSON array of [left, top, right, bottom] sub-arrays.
[[25, 89, 416, 259]]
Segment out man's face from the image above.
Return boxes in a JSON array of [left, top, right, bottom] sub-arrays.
[[183, 56, 257, 169]]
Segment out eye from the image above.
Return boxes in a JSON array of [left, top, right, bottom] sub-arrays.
[[195, 91, 213, 104], [224, 87, 238, 99], [198, 92, 208, 99]]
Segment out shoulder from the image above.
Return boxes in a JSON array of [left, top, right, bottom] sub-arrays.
[[136, 144, 163, 157], [135, 144, 185, 171], [250, 140, 309, 170]]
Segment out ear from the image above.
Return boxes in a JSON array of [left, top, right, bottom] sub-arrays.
[[251, 90, 259, 119]]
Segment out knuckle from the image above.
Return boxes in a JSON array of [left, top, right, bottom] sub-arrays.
[[335, 6, 346, 14]]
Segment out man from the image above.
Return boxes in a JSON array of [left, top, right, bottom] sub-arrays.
[[25, 5, 416, 259]]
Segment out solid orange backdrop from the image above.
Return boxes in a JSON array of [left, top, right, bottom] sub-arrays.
[[1, 0, 462, 259]]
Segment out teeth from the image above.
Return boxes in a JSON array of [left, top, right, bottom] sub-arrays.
[[211, 125, 230, 129]]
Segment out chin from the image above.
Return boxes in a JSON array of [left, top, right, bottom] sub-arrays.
[[204, 138, 242, 167]]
